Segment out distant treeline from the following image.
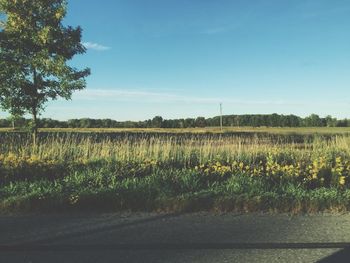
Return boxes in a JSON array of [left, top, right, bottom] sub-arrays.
[[1, 114, 350, 129]]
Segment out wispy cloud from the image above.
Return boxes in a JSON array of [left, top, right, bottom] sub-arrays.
[[72, 88, 304, 106], [82, 42, 111, 51]]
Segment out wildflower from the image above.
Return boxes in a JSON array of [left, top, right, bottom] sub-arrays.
[[339, 176, 346, 186]]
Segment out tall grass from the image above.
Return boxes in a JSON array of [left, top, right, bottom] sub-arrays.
[[0, 135, 340, 163], [1, 133, 349, 164], [2, 132, 350, 213]]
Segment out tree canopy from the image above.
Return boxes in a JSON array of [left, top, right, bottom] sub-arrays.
[[1, 114, 349, 129], [0, 0, 90, 141]]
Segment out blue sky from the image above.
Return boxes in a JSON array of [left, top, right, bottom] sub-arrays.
[[12, 0, 350, 120]]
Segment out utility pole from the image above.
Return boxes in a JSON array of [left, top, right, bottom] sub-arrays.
[[220, 103, 223, 131]]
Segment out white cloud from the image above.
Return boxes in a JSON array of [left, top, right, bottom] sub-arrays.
[[72, 88, 304, 106], [82, 42, 111, 51]]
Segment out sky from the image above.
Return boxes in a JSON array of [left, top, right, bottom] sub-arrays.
[[6, 0, 350, 120]]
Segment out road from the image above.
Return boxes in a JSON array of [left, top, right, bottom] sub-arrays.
[[1, 212, 350, 262]]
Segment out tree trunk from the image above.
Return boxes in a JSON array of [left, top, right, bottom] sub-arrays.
[[32, 109, 38, 146], [32, 68, 38, 145]]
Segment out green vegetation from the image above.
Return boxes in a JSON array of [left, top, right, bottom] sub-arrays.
[[1, 1, 348, 214], [0, 113, 350, 130], [1, 130, 350, 213], [0, 0, 90, 143]]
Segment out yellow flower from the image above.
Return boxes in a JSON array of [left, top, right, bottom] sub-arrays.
[[27, 155, 40, 164], [339, 176, 346, 185]]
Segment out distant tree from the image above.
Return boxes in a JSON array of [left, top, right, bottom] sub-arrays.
[[151, 116, 163, 128], [325, 115, 337, 127], [251, 115, 259, 127], [289, 115, 302, 127], [304, 114, 323, 127], [184, 118, 195, 128], [269, 113, 280, 127], [7, 111, 23, 130], [4, 100, 24, 130], [67, 119, 80, 128], [234, 115, 240, 127], [0, 0, 90, 143], [79, 118, 93, 128], [336, 119, 348, 127], [0, 118, 10, 128], [101, 119, 113, 128], [195, 117, 206, 127]]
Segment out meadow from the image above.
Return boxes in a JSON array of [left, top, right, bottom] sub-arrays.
[[2, 127, 350, 213]]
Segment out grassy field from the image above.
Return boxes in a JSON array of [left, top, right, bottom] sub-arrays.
[[37, 126, 350, 134], [2, 128, 350, 213], [2, 126, 350, 134]]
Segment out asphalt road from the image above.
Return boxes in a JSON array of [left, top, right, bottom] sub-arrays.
[[1, 212, 350, 263]]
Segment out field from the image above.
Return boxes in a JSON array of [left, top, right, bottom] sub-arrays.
[[2, 127, 350, 213], [3, 126, 350, 134]]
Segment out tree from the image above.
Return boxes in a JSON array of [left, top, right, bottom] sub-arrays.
[[195, 117, 206, 127], [304, 114, 322, 127], [151, 116, 163, 128], [8, 109, 23, 130], [325, 115, 337, 127], [184, 118, 195, 128], [0, 0, 90, 144], [4, 98, 25, 130]]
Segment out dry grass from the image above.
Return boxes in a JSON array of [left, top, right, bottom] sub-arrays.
[[2, 130, 350, 213], [25, 126, 350, 134]]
